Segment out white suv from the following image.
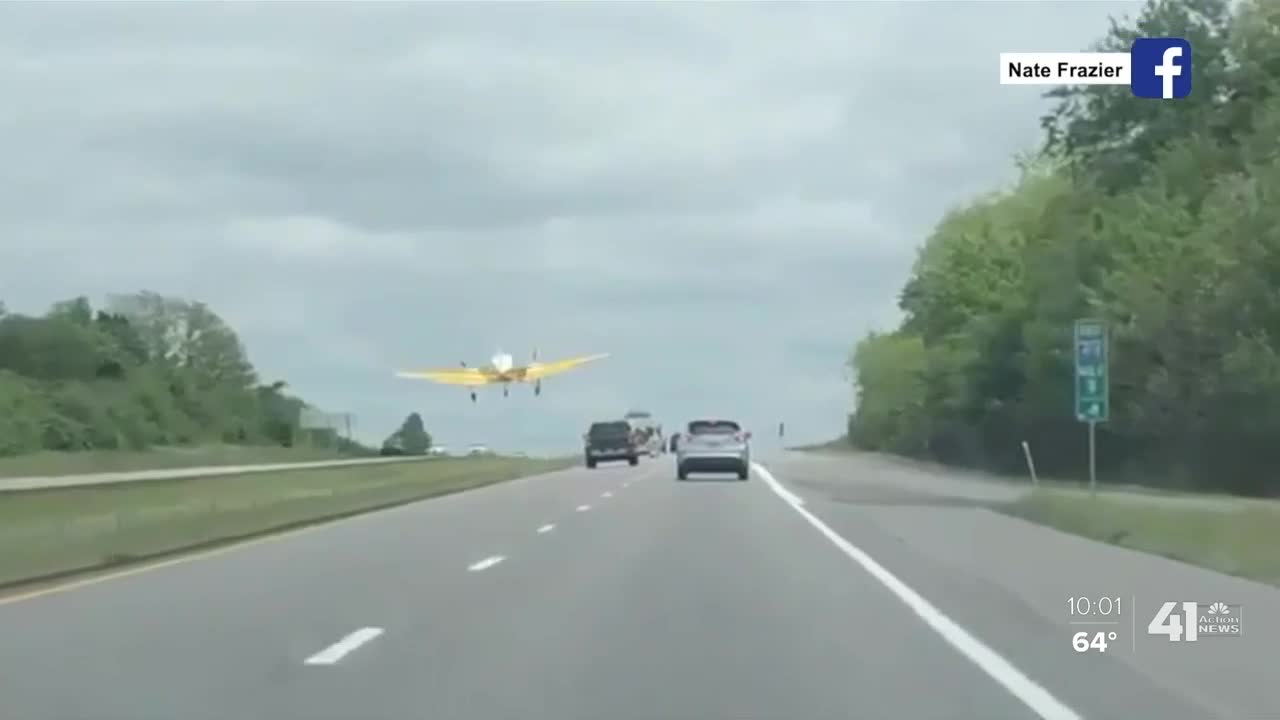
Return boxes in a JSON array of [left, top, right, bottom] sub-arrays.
[[676, 419, 751, 480]]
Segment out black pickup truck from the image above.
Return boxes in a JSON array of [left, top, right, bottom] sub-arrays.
[[584, 420, 640, 468]]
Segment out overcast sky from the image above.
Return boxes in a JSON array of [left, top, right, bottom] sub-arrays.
[[0, 1, 1143, 453]]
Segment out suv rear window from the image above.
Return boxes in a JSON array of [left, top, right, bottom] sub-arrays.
[[590, 421, 631, 435], [688, 420, 740, 434]]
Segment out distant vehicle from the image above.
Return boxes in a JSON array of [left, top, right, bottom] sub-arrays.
[[676, 419, 751, 480], [624, 410, 663, 457], [395, 348, 609, 403], [584, 420, 640, 468], [428, 446, 449, 456], [467, 444, 489, 456]]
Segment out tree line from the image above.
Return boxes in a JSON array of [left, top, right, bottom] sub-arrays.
[[847, 0, 1280, 495], [0, 291, 423, 457], [380, 412, 433, 455]]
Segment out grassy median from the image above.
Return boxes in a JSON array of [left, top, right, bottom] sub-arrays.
[[0, 445, 356, 479], [999, 488, 1280, 587], [0, 455, 573, 587]]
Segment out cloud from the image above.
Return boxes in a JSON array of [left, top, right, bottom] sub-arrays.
[[0, 1, 1144, 449]]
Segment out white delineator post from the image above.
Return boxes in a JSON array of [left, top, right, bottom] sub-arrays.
[[1021, 440, 1039, 487]]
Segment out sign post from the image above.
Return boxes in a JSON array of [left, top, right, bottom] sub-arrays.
[[1073, 319, 1109, 497]]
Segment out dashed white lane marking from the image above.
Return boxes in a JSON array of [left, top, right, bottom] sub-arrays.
[[537, 524, 556, 534], [576, 504, 591, 512], [304, 627, 384, 665], [752, 462, 1083, 720], [467, 555, 505, 572], [601, 491, 613, 498]]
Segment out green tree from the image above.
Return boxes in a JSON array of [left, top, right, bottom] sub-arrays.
[[0, 291, 377, 458], [847, 332, 928, 455], [1040, 0, 1236, 191], [397, 413, 432, 455], [847, 0, 1280, 494]]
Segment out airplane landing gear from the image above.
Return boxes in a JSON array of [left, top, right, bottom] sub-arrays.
[[469, 391, 477, 403], [534, 380, 542, 397], [503, 385, 509, 398]]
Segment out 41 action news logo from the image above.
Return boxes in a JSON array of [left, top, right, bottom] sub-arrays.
[[1148, 601, 1242, 641]]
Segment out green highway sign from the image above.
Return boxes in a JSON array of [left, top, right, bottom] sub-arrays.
[[1074, 319, 1108, 422]]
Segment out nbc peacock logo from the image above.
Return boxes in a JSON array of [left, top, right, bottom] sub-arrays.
[[1200, 601, 1243, 637]]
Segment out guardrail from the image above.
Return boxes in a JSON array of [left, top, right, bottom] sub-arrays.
[[0, 455, 439, 493]]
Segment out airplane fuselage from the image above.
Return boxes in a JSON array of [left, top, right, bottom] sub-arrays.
[[491, 352, 514, 374], [470, 351, 542, 401], [484, 351, 541, 386]]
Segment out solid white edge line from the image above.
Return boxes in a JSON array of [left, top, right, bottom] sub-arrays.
[[537, 523, 556, 534], [757, 466, 804, 505], [303, 627, 384, 665], [576, 504, 591, 512], [751, 462, 1084, 720], [467, 555, 505, 572]]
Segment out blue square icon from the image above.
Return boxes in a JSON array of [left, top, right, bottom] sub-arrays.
[[1131, 37, 1192, 99]]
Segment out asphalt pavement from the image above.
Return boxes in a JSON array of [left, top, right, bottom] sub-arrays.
[[0, 451, 1276, 719]]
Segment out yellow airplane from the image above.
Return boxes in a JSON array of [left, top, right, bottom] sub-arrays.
[[395, 349, 608, 402]]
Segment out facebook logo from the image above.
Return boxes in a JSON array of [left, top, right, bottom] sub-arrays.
[[1130, 37, 1192, 99]]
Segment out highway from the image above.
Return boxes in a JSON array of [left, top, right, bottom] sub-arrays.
[[1, 451, 1277, 720]]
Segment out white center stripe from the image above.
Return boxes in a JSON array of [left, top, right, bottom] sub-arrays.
[[468, 555, 505, 572], [304, 627, 384, 665]]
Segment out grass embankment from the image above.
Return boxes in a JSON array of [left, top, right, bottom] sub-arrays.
[[794, 441, 1280, 585], [0, 445, 356, 479], [0, 454, 573, 587], [1001, 488, 1280, 586]]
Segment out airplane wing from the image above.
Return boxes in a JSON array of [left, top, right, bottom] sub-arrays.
[[520, 353, 610, 380], [394, 367, 498, 386]]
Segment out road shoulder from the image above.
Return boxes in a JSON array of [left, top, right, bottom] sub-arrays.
[[762, 453, 1280, 720]]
